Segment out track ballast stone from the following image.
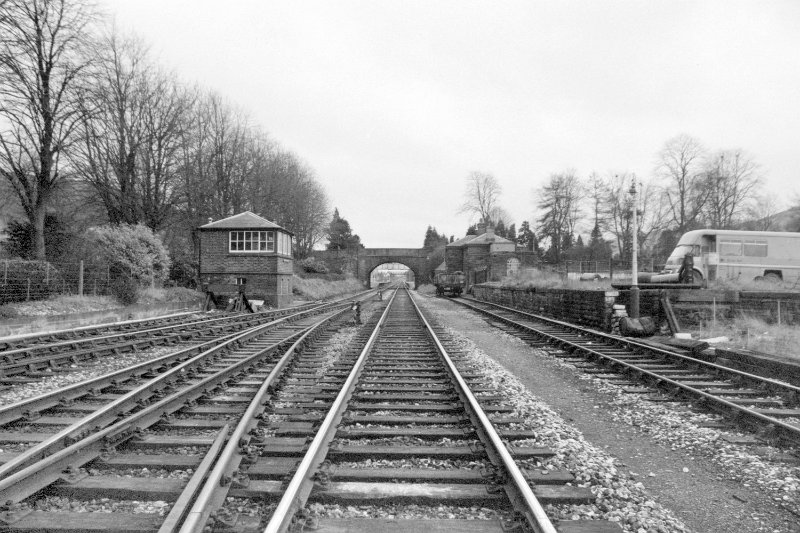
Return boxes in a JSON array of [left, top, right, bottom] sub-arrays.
[[417, 296, 689, 532]]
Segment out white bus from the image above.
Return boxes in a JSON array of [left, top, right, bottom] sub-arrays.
[[652, 229, 800, 285]]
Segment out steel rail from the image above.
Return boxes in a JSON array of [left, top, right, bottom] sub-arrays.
[[158, 424, 230, 533], [0, 314, 288, 479], [0, 289, 374, 363], [0, 319, 319, 503], [0, 309, 279, 365], [410, 291, 558, 533], [0, 295, 369, 427], [459, 297, 800, 397], [262, 289, 399, 533], [456, 298, 800, 442], [179, 306, 352, 532], [0, 329, 242, 426], [0, 310, 198, 350]]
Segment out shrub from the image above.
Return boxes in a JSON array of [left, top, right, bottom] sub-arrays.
[[298, 257, 329, 274], [169, 257, 198, 288], [109, 276, 140, 305], [86, 224, 170, 286], [2, 214, 77, 261]]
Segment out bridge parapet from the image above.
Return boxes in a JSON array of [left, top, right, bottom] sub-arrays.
[[309, 248, 431, 288]]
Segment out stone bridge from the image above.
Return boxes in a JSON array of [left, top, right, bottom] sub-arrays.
[[310, 248, 431, 288]]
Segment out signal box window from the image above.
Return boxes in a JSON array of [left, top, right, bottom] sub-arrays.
[[742, 240, 767, 257], [229, 231, 275, 252], [719, 239, 742, 256]]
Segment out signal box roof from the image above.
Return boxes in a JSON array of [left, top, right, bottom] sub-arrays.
[[199, 211, 292, 234]]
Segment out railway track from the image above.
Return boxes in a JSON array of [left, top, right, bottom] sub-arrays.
[[0, 299, 355, 531], [0, 287, 620, 532], [0, 302, 329, 353], [181, 288, 616, 532], [450, 296, 800, 448], [0, 299, 362, 384]]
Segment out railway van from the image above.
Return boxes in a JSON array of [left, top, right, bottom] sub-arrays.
[[651, 229, 800, 285], [434, 271, 466, 296]]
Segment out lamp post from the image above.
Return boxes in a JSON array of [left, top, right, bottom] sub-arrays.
[[629, 177, 640, 319]]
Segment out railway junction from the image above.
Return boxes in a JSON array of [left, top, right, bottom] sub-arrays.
[[0, 285, 798, 532]]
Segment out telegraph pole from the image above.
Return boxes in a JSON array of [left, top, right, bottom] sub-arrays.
[[629, 177, 640, 319]]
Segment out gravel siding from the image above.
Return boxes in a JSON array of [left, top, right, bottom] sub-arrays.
[[418, 295, 800, 533]]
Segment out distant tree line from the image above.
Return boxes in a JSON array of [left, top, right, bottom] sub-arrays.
[[0, 0, 330, 265], [459, 133, 788, 268]]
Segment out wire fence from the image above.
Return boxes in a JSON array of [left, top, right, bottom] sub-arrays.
[[0, 260, 114, 305], [560, 259, 660, 280]]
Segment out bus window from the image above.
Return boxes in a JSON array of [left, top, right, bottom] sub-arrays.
[[719, 239, 742, 256], [743, 240, 767, 257]]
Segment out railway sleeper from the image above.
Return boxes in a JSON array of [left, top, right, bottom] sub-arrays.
[[308, 481, 593, 506]]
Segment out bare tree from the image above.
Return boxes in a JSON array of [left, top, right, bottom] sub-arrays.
[[655, 134, 708, 233], [602, 173, 667, 261], [535, 170, 583, 262], [459, 171, 502, 226], [0, 0, 96, 259], [744, 192, 781, 231], [137, 69, 194, 230], [702, 150, 761, 229], [72, 29, 150, 225]]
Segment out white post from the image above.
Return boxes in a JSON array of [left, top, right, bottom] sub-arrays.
[[629, 177, 640, 319], [78, 260, 84, 297], [713, 297, 717, 331]]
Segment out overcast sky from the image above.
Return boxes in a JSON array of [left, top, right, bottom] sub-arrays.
[[107, 0, 800, 248]]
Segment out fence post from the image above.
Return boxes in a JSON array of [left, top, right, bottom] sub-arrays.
[[26, 278, 31, 301], [45, 263, 49, 284], [712, 297, 717, 331], [3, 260, 6, 284], [93, 279, 97, 296], [78, 260, 84, 297], [777, 300, 781, 326]]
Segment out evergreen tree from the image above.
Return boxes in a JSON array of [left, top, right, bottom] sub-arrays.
[[495, 219, 507, 238], [326, 208, 363, 250], [507, 223, 516, 243], [423, 225, 448, 249], [588, 223, 612, 260], [516, 221, 535, 250], [466, 224, 477, 235]]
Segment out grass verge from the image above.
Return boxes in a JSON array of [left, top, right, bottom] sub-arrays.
[[292, 275, 364, 301], [0, 287, 204, 318]]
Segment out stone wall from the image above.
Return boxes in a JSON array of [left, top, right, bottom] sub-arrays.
[[473, 285, 618, 331], [476, 284, 800, 333]]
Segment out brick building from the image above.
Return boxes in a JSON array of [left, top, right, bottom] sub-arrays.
[[445, 224, 532, 289], [198, 212, 294, 307]]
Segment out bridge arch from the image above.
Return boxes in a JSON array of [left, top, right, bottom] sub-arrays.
[[367, 261, 418, 288], [311, 248, 431, 289]]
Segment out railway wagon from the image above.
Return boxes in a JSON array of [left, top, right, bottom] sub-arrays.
[[434, 270, 466, 296]]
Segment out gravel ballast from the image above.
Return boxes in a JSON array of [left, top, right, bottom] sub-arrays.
[[418, 295, 800, 533], [0, 345, 197, 407]]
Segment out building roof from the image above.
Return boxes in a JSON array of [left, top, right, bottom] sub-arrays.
[[465, 232, 514, 246], [434, 261, 446, 272], [446, 234, 478, 248], [199, 211, 291, 233]]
